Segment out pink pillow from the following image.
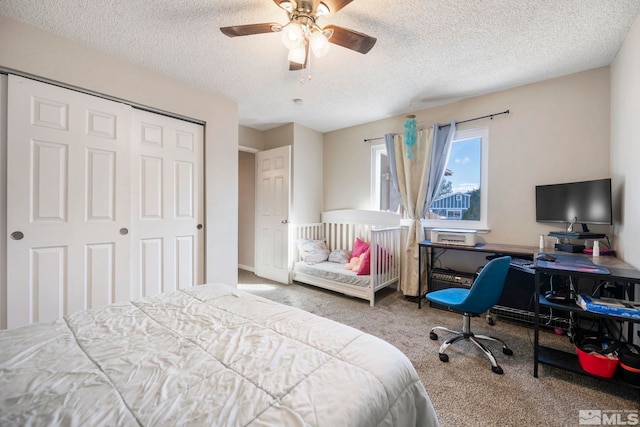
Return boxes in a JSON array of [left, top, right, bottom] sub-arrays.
[[356, 245, 393, 276], [356, 247, 371, 275], [352, 237, 370, 258]]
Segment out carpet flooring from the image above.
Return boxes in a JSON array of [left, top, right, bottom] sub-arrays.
[[237, 269, 639, 427]]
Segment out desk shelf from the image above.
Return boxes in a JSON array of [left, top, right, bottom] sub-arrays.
[[537, 345, 640, 390], [533, 265, 640, 393], [538, 295, 639, 323]]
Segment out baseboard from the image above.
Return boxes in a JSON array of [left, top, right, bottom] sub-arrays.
[[238, 264, 255, 272]]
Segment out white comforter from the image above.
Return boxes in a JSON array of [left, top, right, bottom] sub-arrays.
[[0, 283, 438, 426]]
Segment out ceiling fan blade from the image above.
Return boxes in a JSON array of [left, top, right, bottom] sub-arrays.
[[220, 23, 280, 37], [323, 24, 376, 54], [316, 0, 354, 14]]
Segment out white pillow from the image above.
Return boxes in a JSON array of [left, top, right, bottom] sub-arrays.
[[296, 239, 330, 264], [328, 249, 351, 264]]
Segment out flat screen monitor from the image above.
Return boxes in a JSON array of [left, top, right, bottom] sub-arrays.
[[535, 178, 612, 225]]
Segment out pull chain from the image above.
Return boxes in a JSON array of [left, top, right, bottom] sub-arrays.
[[299, 48, 312, 84]]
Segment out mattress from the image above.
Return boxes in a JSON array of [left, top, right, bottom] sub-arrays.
[[294, 260, 371, 287], [0, 283, 438, 426]]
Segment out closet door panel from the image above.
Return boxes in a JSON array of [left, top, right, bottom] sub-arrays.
[[86, 148, 116, 221], [29, 246, 67, 323], [7, 75, 132, 329], [32, 140, 68, 221], [130, 109, 203, 299], [85, 242, 116, 308]]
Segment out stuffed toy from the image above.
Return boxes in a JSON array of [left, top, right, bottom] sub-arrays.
[[345, 253, 366, 272]]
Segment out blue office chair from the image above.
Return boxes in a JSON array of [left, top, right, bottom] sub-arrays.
[[426, 256, 513, 374]]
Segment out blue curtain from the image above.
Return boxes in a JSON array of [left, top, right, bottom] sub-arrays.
[[384, 133, 400, 194]]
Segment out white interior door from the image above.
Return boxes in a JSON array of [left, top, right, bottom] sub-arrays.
[[7, 75, 132, 328], [130, 109, 204, 299], [255, 146, 291, 284]]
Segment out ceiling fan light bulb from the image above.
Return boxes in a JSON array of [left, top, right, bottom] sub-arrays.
[[281, 22, 303, 50], [288, 44, 306, 64], [310, 30, 330, 57]]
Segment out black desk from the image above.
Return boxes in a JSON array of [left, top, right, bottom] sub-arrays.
[[533, 252, 640, 388], [418, 240, 538, 309]]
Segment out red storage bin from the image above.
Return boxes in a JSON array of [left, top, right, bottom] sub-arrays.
[[575, 345, 619, 378]]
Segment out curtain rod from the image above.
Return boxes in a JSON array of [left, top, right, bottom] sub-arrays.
[[363, 109, 510, 143]]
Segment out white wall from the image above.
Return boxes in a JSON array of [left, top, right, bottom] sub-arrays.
[[261, 122, 323, 224], [0, 16, 239, 328], [324, 67, 612, 247], [611, 13, 640, 270], [239, 125, 265, 152], [264, 124, 294, 149], [238, 151, 256, 270], [237, 123, 322, 269], [291, 124, 323, 224]]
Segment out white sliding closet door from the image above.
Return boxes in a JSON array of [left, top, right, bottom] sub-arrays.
[[5, 76, 205, 329], [7, 75, 132, 328], [130, 109, 204, 299]]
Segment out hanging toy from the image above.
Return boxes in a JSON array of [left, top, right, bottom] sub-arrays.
[[404, 115, 417, 159]]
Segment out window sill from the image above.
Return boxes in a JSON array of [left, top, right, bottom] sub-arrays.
[[399, 218, 490, 233]]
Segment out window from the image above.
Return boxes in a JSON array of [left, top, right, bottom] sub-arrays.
[[371, 144, 402, 212], [424, 128, 488, 230], [372, 128, 489, 230]]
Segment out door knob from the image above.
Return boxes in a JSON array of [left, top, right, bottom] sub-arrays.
[[197, 224, 203, 230], [281, 219, 289, 224], [119, 228, 129, 235], [10, 231, 24, 240]]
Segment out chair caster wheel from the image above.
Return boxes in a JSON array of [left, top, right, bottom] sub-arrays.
[[429, 332, 438, 340], [438, 353, 449, 363], [492, 366, 504, 375], [503, 347, 514, 356], [486, 316, 495, 326]]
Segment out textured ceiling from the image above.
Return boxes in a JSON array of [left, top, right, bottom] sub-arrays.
[[2, 1, 640, 133]]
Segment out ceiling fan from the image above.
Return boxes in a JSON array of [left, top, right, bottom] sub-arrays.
[[220, 0, 377, 71]]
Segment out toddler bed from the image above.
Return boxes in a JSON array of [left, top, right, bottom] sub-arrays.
[[0, 283, 438, 426], [291, 209, 402, 306]]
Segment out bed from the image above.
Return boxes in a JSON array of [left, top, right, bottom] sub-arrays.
[[0, 283, 438, 426], [291, 209, 402, 306]]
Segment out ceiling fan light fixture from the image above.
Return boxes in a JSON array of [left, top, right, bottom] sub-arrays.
[[316, 2, 330, 16], [281, 22, 304, 49], [310, 30, 330, 57], [288, 43, 307, 64], [278, 1, 294, 12]]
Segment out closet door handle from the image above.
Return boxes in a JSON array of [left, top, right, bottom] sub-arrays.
[[197, 224, 203, 230], [119, 228, 129, 236], [10, 231, 24, 240], [281, 220, 289, 224]]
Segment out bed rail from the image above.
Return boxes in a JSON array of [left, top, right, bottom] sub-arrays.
[[370, 227, 402, 295]]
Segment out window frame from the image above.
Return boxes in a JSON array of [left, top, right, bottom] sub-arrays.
[[423, 127, 489, 230]]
